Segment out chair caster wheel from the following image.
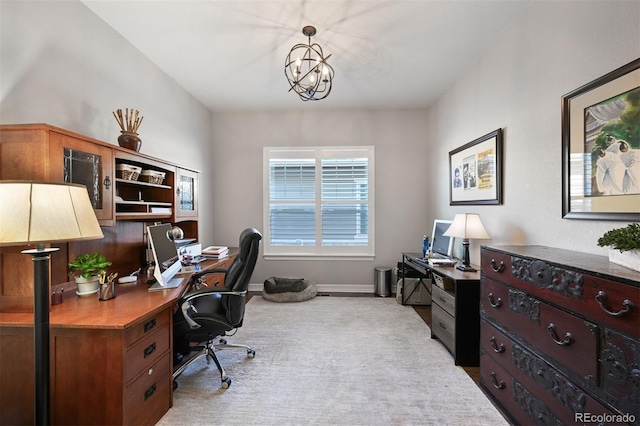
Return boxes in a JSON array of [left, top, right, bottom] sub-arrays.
[[247, 349, 256, 358], [219, 338, 227, 345], [173, 380, 178, 390], [221, 377, 231, 389]]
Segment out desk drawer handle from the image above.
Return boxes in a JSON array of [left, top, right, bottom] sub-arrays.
[[490, 259, 505, 273], [488, 292, 503, 308], [438, 322, 447, 330], [144, 383, 156, 401], [438, 296, 448, 304], [595, 291, 634, 317], [144, 342, 156, 358], [144, 318, 157, 333], [490, 372, 505, 389], [490, 336, 505, 353], [547, 323, 574, 346]]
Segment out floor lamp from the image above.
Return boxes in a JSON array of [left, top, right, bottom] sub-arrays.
[[443, 213, 491, 272], [0, 181, 103, 425]]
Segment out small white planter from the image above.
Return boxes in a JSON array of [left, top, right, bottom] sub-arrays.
[[75, 275, 100, 295], [608, 248, 640, 272]]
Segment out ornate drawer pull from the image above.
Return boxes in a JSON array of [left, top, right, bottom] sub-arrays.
[[547, 323, 574, 346], [490, 372, 505, 389], [490, 259, 505, 273], [488, 292, 503, 308], [595, 291, 634, 317], [490, 336, 505, 353]]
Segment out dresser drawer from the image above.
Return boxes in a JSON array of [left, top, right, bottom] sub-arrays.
[[480, 320, 510, 363], [481, 278, 598, 380], [124, 320, 171, 383], [432, 303, 455, 354], [481, 352, 536, 426], [125, 309, 170, 347], [582, 276, 639, 337], [432, 285, 455, 317], [124, 353, 171, 426]]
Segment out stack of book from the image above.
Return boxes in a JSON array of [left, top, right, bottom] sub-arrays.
[[202, 245, 229, 259]]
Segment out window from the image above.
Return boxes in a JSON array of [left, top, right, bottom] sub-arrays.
[[263, 146, 375, 259]]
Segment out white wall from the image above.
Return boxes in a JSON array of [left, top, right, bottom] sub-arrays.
[[211, 110, 430, 289], [426, 0, 640, 266], [0, 1, 215, 242]]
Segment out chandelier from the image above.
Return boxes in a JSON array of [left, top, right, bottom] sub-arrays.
[[284, 26, 335, 101]]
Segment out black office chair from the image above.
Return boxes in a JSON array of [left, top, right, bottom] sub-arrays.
[[172, 227, 262, 389]]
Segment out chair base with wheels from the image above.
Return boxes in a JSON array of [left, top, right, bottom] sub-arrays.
[[172, 336, 255, 389]]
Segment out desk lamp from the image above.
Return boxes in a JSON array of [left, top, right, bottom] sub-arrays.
[[443, 213, 490, 272], [0, 181, 103, 425]]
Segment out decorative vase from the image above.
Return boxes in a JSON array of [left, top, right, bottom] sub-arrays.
[[75, 275, 100, 296], [117, 131, 142, 152], [608, 248, 640, 272]]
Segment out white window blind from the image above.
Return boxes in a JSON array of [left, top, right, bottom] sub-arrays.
[[263, 147, 375, 258]]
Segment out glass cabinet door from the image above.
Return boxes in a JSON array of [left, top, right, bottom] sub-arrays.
[[175, 167, 198, 220], [57, 135, 114, 225]]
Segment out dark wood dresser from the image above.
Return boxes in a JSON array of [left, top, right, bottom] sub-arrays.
[[479, 245, 639, 425]]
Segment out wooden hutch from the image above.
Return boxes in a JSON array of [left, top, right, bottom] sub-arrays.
[[0, 123, 207, 425]]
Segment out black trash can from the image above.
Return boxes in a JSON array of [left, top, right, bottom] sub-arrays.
[[374, 267, 392, 297]]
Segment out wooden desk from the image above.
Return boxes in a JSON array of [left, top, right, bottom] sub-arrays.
[[0, 253, 236, 425], [402, 252, 481, 366]]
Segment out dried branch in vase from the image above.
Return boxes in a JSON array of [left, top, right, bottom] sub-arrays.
[[112, 108, 144, 133]]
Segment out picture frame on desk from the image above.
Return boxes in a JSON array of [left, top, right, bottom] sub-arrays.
[[449, 128, 503, 205], [561, 58, 640, 221]]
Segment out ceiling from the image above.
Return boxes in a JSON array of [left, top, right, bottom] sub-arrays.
[[82, 0, 531, 112]]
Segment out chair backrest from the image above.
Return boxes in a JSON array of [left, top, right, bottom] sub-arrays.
[[224, 228, 262, 324]]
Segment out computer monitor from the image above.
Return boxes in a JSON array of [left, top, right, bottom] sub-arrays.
[[430, 219, 454, 258], [147, 223, 183, 291]]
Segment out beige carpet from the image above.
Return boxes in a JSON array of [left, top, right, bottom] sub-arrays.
[[157, 296, 508, 426]]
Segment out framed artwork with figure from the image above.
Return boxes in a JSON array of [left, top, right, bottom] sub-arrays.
[[449, 129, 503, 206], [562, 58, 640, 221]]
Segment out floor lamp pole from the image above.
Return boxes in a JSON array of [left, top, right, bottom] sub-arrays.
[[25, 245, 59, 426]]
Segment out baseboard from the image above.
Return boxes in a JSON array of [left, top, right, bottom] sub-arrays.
[[248, 282, 398, 294]]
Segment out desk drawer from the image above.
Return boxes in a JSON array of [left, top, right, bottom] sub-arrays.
[[432, 303, 455, 354], [125, 320, 170, 383], [125, 309, 170, 347], [432, 285, 455, 317], [124, 353, 171, 426]]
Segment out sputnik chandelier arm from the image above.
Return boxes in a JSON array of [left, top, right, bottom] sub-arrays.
[[285, 26, 335, 101]]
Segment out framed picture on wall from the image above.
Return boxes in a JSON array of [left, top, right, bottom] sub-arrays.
[[449, 128, 503, 205], [561, 58, 640, 221]]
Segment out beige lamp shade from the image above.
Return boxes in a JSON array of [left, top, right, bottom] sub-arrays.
[[0, 181, 104, 246], [443, 213, 491, 240]]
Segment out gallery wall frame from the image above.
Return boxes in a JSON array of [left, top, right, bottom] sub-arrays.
[[561, 58, 640, 221], [449, 128, 503, 206]]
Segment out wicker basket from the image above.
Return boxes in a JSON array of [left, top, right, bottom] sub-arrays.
[[116, 164, 141, 181], [140, 170, 165, 185]]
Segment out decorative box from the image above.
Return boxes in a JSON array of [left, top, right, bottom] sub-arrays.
[[116, 164, 141, 181]]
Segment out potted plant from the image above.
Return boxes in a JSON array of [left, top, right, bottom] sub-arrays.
[[597, 223, 640, 272], [68, 252, 112, 295]]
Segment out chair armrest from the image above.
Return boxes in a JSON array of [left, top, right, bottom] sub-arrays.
[[179, 288, 247, 329]]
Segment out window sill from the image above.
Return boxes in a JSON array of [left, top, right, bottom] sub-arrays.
[[263, 254, 375, 261]]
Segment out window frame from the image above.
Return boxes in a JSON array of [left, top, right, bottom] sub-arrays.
[[263, 146, 375, 260]]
